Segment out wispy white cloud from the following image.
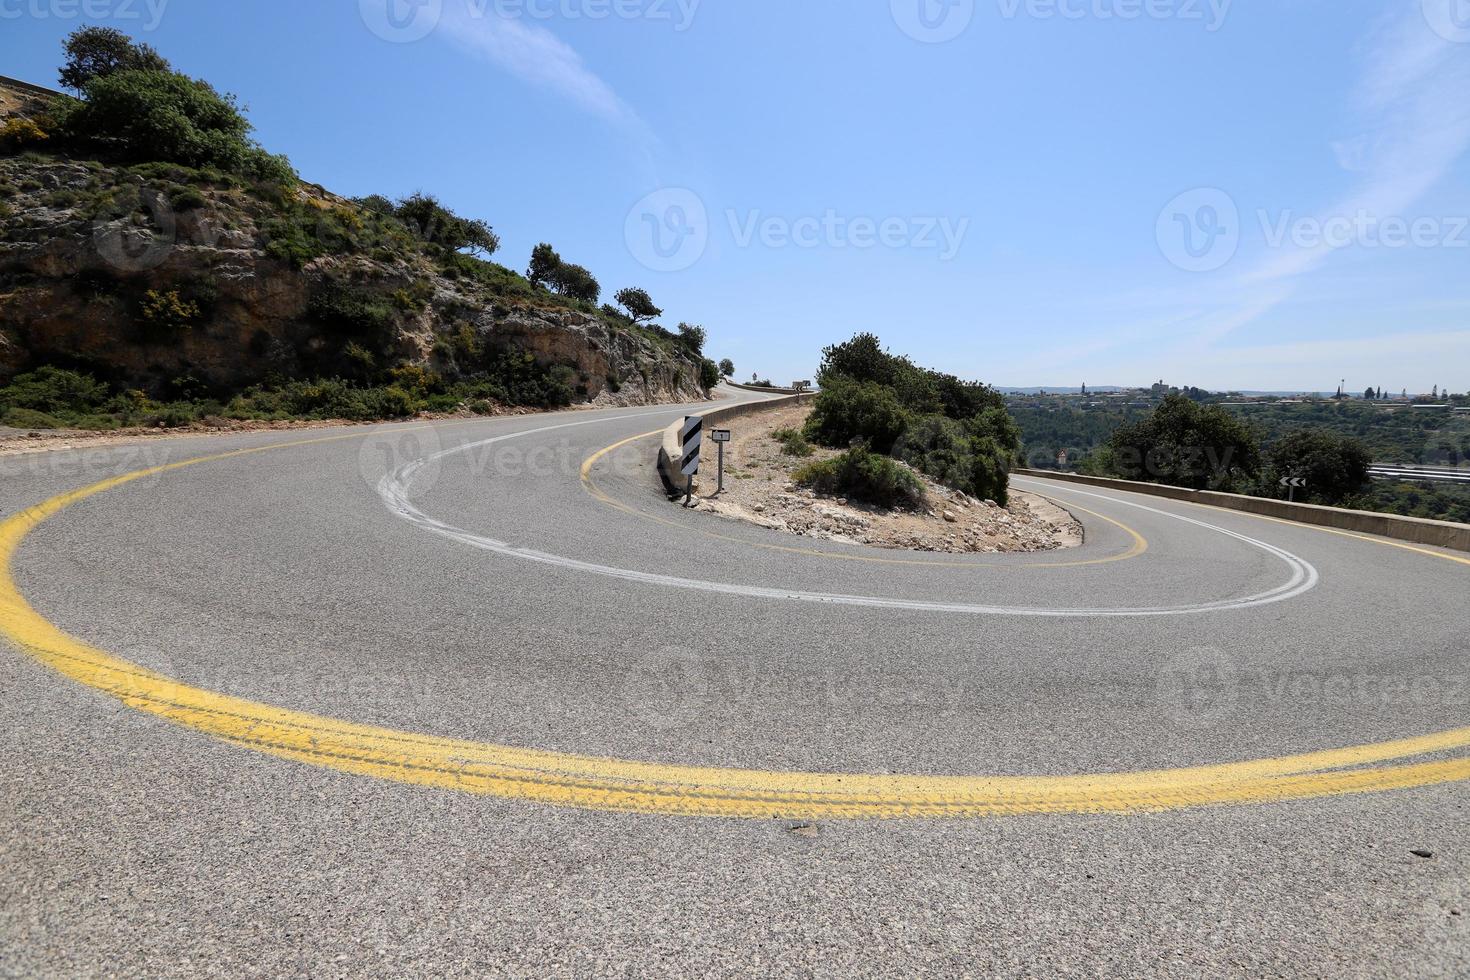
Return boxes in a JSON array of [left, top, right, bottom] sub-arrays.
[[436, 5, 645, 131], [1197, 8, 1470, 342]]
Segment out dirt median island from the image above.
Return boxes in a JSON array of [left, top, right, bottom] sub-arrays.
[[685, 402, 1082, 554]]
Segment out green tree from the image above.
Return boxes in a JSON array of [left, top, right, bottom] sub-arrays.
[[614, 287, 661, 324], [817, 332, 900, 388], [719, 358, 735, 378], [550, 262, 600, 304], [804, 378, 911, 454], [393, 193, 499, 256], [527, 243, 560, 288], [1107, 393, 1261, 491], [1264, 430, 1372, 505], [817, 332, 1002, 421], [58, 26, 170, 92], [675, 322, 707, 356], [699, 358, 721, 391], [55, 68, 294, 181]]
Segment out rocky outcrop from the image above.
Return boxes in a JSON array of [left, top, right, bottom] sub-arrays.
[[0, 151, 707, 405]]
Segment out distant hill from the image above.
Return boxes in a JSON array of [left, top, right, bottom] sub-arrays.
[[0, 59, 710, 414]]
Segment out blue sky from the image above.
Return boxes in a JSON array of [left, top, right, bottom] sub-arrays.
[[4, 0, 1469, 393]]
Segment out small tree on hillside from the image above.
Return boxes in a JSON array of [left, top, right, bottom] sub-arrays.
[[527, 243, 560, 288], [59, 26, 170, 92], [551, 263, 600, 304], [614, 287, 661, 325], [392, 193, 499, 257], [675, 322, 706, 357], [719, 359, 735, 378], [54, 67, 295, 181]]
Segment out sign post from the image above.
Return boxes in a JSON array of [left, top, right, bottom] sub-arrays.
[[792, 380, 811, 403], [679, 416, 703, 505], [710, 429, 732, 493], [1280, 475, 1307, 503]]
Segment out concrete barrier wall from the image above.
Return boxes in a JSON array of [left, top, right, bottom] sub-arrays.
[[724, 381, 802, 395], [0, 75, 65, 99], [657, 394, 805, 495], [1015, 469, 1470, 553]]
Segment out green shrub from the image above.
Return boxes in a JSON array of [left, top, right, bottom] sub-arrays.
[[892, 413, 1017, 504], [2, 407, 64, 429], [224, 379, 422, 421], [391, 192, 499, 257], [138, 288, 200, 340], [0, 366, 109, 415], [817, 332, 1005, 420], [699, 357, 721, 391], [803, 378, 911, 453], [1262, 430, 1371, 505], [772, 427, 814, 457], [55, 67, 296, 183], [794, 446, 924, 509], [141, 401, 199, 427], [169, 186, 208, 211], [263, 216, 323, 268], [307, 281, 398, 346], [0, 118, 51, 154]]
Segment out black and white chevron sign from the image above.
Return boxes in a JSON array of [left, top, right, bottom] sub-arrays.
[[680, 416, 703, 477]]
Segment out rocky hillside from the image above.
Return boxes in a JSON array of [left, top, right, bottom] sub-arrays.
[[0, 76, 708, 410]]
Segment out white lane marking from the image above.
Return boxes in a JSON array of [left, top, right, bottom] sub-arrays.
[[377, 422, 1320, 618]]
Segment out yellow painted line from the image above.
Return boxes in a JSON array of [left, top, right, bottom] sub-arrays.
[[1, 424, 1468, 818], [579, 432, 1148, 569]]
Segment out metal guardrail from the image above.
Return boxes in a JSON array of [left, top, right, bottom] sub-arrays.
[[1369, 465, 1470, 485]]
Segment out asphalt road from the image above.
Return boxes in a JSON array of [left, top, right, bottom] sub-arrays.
[[2, 389, 1468, 977]]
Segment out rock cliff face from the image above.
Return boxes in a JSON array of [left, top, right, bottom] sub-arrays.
[[0, 82, 707, 406]]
